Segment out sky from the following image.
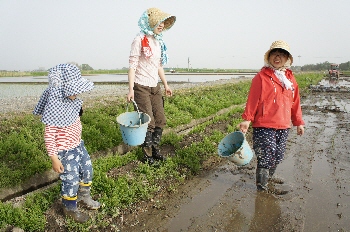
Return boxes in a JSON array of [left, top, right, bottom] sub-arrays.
[[1, 0, 350, 71]]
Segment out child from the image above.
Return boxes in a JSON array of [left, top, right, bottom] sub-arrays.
[[33, 64, 100, 223], [126, 8, 176, 164], [238, 41, 305, 193]]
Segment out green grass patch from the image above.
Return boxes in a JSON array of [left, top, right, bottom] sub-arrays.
[[0, 184, 60, 231], [295, 72, 324, 89]]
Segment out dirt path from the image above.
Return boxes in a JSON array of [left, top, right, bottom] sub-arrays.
[[115, 86, 350, 231]]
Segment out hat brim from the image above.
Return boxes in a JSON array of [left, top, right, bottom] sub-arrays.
[[64, 77, 94, 97], [162, 16, 176, 30], [147, 8, 176, 30]]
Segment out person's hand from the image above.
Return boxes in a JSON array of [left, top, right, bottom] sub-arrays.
[[237, 121, 251, 134], [165, 87, 173, 97], [127, 90, 134, 102], [51, 155, 64, 173], [297, 125, 304, 136]]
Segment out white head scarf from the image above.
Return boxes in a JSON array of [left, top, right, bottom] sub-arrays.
[[273, 70, 293, 90]]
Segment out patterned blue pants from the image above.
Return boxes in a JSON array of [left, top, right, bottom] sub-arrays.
[[253, 128, 289, 169], [57, 140, 93, 198]]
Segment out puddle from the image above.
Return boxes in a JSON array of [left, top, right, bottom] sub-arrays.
[[309, 77, 350, 92], [166, 161, 288, 231], [246, 193, 283, 231], [318, 78, 350, 88], [303, 81, 350, 113], [312, 95, 350, 113], [166, 164, 238, 231]]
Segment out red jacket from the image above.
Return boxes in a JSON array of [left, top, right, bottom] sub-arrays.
[[242, 67, 305, 129]]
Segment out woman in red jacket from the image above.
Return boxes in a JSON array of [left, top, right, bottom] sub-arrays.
[[238, 40, 305, 193]]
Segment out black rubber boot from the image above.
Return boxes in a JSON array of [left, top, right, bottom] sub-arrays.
[[142, 131, 154, 164], [62, 198, 89, 223], [256, 168, 269, 191], [152, 127, 166, 161]]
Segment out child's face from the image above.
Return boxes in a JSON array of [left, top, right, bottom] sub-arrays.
[[153, 22, 165, 35], [268, 49, 289, 69], [67, 95, 77, 100]]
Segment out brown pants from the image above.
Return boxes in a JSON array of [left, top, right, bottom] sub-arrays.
[[133, 83, 166, 131]]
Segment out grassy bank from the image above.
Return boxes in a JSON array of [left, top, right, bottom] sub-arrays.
[[0, 73, 323, 231]]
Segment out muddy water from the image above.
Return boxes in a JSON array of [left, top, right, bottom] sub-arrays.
[[303, 113, 339, 230], [166, 165, 240, 231], [318, 78, 350, 88]]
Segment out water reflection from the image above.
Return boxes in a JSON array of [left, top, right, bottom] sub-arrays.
[[328, 78, 338, 87], [0, 83, 125, 99], [248, 192, 282, 231], [318, 78, 350, 88]]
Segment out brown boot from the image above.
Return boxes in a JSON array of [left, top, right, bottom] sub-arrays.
[[62, 198, 89, 223]]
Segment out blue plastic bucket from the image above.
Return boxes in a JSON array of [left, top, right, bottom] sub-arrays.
[[116, 100, 151, 146], [218, 131, 253, 166]]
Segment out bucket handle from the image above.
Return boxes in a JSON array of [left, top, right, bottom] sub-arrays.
[[127, 99, 142, 126]]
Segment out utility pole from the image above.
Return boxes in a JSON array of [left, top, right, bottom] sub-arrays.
[[187, 57, 190, 71]]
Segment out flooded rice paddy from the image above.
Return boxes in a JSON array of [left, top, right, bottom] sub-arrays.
[[0, 73, 255, 84], [0, 74, 255, 114]]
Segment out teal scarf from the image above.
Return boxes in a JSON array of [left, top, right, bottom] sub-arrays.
[[138, 11, 169, 65]]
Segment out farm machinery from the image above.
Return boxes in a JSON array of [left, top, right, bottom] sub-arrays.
[[328, 64, 341, 79]]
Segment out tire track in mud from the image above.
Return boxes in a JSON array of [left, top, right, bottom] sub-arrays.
[[277, 111, 333, 231], [277, 93, 350, 231]]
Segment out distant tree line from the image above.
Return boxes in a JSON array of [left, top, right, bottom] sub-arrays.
[[300, 61, 350, 71], [67, 62, 94, 71]]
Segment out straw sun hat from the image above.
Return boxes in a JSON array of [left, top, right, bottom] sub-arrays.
[[147, 8, 176, 30], [264, 40, 293, 65]]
